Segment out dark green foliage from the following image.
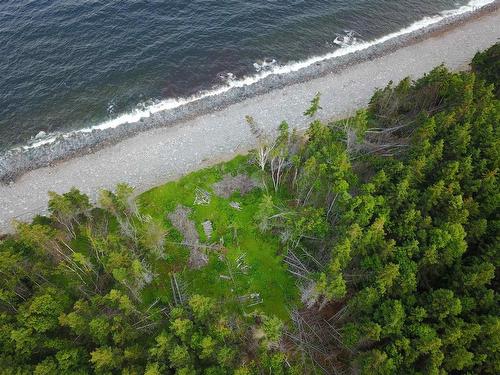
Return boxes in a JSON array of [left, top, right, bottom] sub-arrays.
[[289, 66, 497, 373], [356, 69, 499, 372], [255, 44, 499, 374], [472, 43, 500, 97]]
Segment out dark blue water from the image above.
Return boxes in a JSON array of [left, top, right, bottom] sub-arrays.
[[0, 0, 475, 150]]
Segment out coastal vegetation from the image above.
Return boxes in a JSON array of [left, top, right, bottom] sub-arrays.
[[0, 44, 498, 374]]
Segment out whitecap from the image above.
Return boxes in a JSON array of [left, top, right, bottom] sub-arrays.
[[253, 58, 277, 73], [333, 30, 363, 48]]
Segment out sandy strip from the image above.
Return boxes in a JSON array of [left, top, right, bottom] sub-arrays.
[[1, 7, 499, 233]]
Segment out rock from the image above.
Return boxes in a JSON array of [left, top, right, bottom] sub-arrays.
[[35, 131, 47, 139], [229, 201, 241, 210]]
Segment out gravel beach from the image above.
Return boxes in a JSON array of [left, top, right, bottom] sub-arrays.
[[1, 5, 499, 233]]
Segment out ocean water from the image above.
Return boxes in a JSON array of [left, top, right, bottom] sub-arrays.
[[0, 0, 490, 150]]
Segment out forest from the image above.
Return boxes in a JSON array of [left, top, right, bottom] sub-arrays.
[[0, 44, 498, 374]]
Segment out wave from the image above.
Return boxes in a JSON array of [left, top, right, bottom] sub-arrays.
[[22, 0, 496, 151], [253, 59, 278, 73], [333, 30, 363, 48]]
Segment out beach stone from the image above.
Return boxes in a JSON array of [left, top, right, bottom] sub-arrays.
[[35, 131, 46, 139], [229, 202, 242, 210]]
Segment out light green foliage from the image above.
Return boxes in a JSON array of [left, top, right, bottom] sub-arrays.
[[304, 92, 322, 117], [48, 187, 91, 237], [262, 316, 284, 348], [171, 318, 193, 342], [138, 155, 298, 318], [89, 317, 111, 344], [20, 289, 69, 333], [90, 346, 122, 372], [150, 295, 250, 372], [99, 183, 136, 217], [189, 294, 215, 322], [33, 358, 58, 375], [144, 362, 161, 375], [254, 194, 276, 232], [169, 344, 190, 368]]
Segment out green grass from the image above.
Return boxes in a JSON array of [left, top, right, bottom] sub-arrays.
[[138, 155, 298, 319]]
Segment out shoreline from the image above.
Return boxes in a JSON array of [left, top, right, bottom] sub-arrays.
[[0, 1, 498, 184], [1, 4, 499, 233]]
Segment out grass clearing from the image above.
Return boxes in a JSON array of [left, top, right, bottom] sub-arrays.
[[138, 155, 298, 319]]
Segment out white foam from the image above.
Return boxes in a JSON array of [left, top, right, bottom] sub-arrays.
[[253, 59, 278, 73], [218, 72, 236, 83], [20, 0, 495, 151], [334, 30, 363, 48]]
